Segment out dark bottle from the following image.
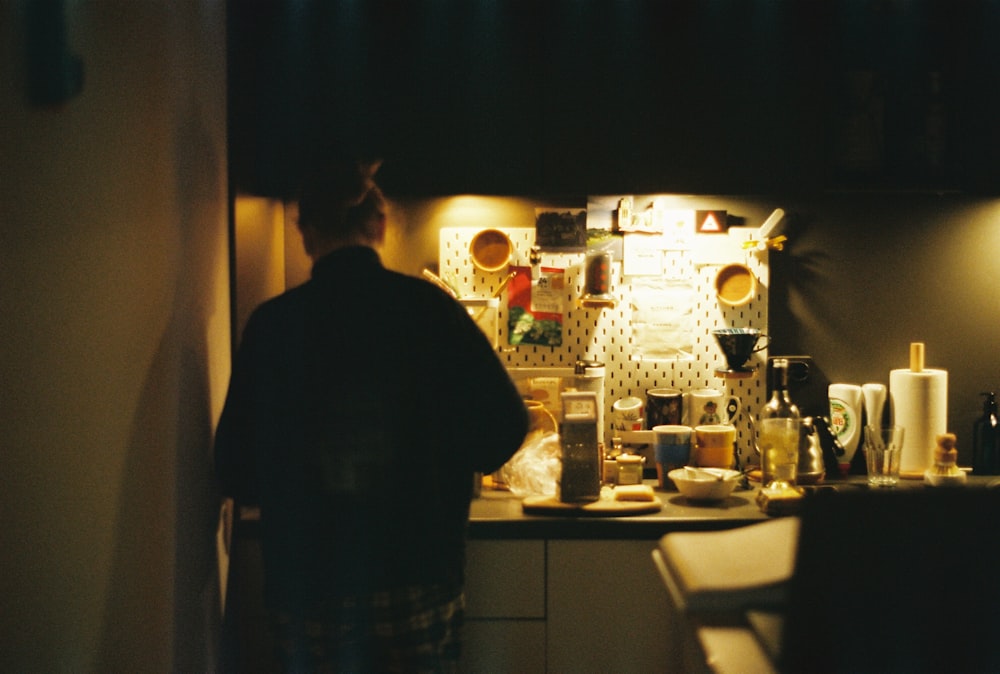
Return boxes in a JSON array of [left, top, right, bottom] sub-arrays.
[[972, 392, 1000, 475]]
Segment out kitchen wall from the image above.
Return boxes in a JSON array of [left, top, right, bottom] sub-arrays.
[[230, 1, 1000, 465], [771, 192, 1000, 465], [241, 190, 1000, 468], [0, 2, 229, 671]]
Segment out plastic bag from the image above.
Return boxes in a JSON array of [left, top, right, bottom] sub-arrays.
[[502, 431, 561, 497]]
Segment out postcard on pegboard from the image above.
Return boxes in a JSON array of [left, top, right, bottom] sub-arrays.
[[534, 209, 587, 251], [507, 265, 564, 346]]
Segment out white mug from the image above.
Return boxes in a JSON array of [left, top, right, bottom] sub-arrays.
[[688, 388, 741, 426], [612, 396, 644, 421], [611, 396, 644, 431]]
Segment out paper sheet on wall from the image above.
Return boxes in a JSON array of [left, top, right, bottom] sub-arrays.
[[622, 216, 694, 276], [622, 233, 667, 276], [629, 277, 695, 360]]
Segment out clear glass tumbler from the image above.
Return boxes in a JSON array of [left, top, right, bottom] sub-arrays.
[[758, 417, 801, 490], [864, 425, 905, 487]]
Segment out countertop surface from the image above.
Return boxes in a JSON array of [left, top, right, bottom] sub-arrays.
[[469, 480, 771, 540], [233, 476, 1000, 542], [468, 475, 1000, 540]]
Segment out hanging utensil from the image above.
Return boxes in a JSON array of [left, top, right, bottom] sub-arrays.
[[421, 268, 458, 298]]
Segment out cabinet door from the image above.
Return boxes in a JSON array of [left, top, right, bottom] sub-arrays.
[[547, 540, 672, 674], [462, 620, 546, 674], [465, 539, 545, 618], [462, 539, 546, 673]]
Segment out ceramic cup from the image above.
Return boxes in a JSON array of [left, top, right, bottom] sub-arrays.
[[612, 416, 645, 432], [469, 228, 512, 272], [611, 396, 644, 431], [653, 424, 693, 488], [693, 424, 737, 469], [714, 263, 758, 307], [688, 388, 742, 426], [647, 388, 683, 428]]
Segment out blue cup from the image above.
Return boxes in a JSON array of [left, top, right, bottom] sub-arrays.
[[653, 424, 692, 487]]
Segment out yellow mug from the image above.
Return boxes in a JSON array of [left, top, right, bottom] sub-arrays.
[[693, 424, 737, 468]]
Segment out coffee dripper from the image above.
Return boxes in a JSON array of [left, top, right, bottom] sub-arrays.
[[712, 328, 769, 376]]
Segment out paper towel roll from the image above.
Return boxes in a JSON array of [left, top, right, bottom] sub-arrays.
[[889, 368, 948, 473]]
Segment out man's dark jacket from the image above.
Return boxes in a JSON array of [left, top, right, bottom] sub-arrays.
[[215, 246, 529, 610]]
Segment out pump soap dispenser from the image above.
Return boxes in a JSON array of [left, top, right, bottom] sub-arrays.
[[972, 392, 1000, 475]]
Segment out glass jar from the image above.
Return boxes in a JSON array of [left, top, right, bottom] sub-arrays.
[[616, 453, 644, 485]]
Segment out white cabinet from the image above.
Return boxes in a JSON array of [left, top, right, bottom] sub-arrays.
[[462, 620, 546, 674], [462, 540, 546, 674], [547, 540, 672, 674], [463, 538, 672, 673]]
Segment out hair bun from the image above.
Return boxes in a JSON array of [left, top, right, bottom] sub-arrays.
[[344, 159, 382, 207]]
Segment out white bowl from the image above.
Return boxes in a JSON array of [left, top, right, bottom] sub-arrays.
[[668, 467, 742, 502]]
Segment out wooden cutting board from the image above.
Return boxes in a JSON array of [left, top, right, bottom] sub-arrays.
[[521, 494, 662, 516]]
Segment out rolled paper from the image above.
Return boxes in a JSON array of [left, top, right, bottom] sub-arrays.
[[890, 367, 947, 474]]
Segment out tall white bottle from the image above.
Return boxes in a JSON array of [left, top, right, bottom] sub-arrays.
[[862, 383, 887, 429], [829, 383, 863, 476]]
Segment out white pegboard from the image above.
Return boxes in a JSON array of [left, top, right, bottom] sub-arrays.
[[440, 218, 770, 468]]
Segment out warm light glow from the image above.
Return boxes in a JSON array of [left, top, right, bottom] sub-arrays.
[[425, 195, 538, 228], [382, 195, 548, 277], [234, 195, 289, 334]]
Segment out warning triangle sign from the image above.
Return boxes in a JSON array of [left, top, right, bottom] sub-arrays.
[[696, 210, 728, 234]]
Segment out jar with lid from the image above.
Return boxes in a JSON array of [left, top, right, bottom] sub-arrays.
[[616, 453, 645, 485]]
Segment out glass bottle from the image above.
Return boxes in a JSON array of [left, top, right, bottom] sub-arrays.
[[758, 358, 801, 490], [761, 358, 801, 421]]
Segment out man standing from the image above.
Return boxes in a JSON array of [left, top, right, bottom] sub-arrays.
[[215, 156, 528, 672]]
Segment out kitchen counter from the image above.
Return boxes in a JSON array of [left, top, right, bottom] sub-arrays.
[[465, 479, 777, 673], [469, 480, 769, 540], [468, 474, 1000, 540]]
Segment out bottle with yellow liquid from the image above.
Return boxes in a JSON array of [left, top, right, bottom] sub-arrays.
[[758, 358, 801, 489]]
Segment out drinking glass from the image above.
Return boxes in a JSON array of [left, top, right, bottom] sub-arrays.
[[864, 425, 905, 487], [758, 418, 800, 490]]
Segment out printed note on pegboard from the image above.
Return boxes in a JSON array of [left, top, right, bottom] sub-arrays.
[[507, 265, 564, 346]]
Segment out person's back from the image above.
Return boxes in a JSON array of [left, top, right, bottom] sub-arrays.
[[215, 157, 528, 672]]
